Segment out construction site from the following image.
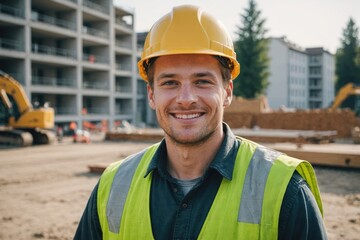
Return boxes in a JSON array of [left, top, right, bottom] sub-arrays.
[[1, 69, 360, 239], [0, 121, 359, 240], [105, 96, 360, 169]]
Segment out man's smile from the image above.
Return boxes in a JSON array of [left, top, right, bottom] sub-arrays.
[[173, 113, 202, 119]]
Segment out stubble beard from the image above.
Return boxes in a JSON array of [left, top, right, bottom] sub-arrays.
[[161, 121, 218, 147]]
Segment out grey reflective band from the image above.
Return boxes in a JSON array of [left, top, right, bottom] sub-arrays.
[[238, 146, 281, 223], [106, 149, 146, 233]]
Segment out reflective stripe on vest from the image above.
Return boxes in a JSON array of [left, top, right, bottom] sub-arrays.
[[238, 146, 281, 223], [106, 149, 146, 233], [104, 144, 282, 233]]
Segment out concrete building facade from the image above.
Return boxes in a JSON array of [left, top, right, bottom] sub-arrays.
[[306, 47, 335, 109], [0, 0, 147, 131], [267, 37, 335, 110], [267, 37, 309, 109]]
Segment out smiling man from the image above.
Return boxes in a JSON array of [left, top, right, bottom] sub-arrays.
[[74, 5, 327, 240]]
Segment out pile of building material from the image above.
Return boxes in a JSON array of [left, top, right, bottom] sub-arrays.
[[225, 96, 271, 113], [233, 128, 337, 144], [224, 109, 360, 139]]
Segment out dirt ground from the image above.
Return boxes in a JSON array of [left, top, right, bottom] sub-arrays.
[[0, 136, 359, 240]]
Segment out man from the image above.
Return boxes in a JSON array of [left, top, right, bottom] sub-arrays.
[[75, 5, 327, 239]]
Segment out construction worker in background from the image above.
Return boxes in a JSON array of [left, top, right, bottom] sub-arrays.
[[69, 121, 77, 135], [74, 5, 327, 239]]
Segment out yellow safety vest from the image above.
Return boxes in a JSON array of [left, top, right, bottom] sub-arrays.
[[97, 138, 323, 239]]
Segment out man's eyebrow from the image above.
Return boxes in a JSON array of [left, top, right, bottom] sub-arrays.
[[156, 71, 216, 80], [157, 73, 177, 79], [193, 71, 216, 78]]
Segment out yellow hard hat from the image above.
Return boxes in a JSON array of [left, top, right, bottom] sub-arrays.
[[137, 5, 240, 81]]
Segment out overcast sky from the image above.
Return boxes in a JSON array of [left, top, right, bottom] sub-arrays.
[[115, 0, 360, 54]]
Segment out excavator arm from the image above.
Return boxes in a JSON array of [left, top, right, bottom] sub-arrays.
[[0, 70, 32, 115], [331, 83, 360, 110]]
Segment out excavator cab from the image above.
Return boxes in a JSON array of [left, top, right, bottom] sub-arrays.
[[0, 70, 55, 146]]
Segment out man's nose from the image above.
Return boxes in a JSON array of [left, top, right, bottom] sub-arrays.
[[176, 84, 198, 107]]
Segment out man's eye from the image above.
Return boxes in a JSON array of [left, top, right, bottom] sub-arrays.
[[195, 79, 211, 85], [161, 80, 177, 86]]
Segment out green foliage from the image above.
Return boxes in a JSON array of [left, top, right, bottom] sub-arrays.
[[233, 0, 269, 98], [335, 18, 360, 109]]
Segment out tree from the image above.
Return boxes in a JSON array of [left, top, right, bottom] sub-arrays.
[[233, 0, 269, 98], [335, 18, 360, 109]]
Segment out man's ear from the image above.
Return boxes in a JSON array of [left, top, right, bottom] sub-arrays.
[[147, 85, 156, 110], [223, 81, 233, 108]]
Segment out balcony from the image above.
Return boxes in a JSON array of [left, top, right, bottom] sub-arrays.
[[82, 107, 108, 114], [115, 63, 132, 71], [83, 53, 108, 64], [115, 18, 133, 28], [83, 0, 108, 14], [0, 37, 24, 51], [32, 44, 76, 59], [31, 11, 76, 31], [115, 85, 131, 93], [55, 107, 77, 115], [115, 40, 132, 49], [83, 81, 108, 90], [32, 76, 76, 87], [82, 25, 108, 39], [0, 3, 24, 18]]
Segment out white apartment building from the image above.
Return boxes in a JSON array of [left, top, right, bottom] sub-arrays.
[[267, 37, 309, 109], [0, 0, 148, 131], [306, 47, 335, 109], [267, 37, 335, 110]]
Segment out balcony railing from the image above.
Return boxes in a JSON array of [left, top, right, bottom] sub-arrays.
[[83, 0, 108, 14], [32, 44, 76, 59], [31, 11, 76, 31], [82, 26, 108, 38], [0, 37, 24, 51], [55, 107, 77, 115], [115, 18, 133, 28], [115, 85, 132, 93], [115, 40, 132, 49], [115, 63, 132, 71], [32, 76, 76, 87], [83, 81, 108, 90], [0, 3, 24, 18]]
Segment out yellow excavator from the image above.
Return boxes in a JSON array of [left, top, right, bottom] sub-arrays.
[[331, 82, 360, 110], [0, 70, 55, 146]]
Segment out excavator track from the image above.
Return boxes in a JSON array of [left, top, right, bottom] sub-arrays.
[[27, 128, 56, 145], [0, 129, 33, 147]]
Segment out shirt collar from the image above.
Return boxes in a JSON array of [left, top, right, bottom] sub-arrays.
[[145, 123, 239, 180]]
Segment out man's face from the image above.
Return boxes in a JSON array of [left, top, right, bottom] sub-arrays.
[[147, 54, 233, 145]]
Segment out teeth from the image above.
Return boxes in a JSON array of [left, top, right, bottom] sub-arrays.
[[175, 113, 200, 119]]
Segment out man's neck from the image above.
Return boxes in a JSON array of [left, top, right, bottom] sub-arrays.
[[165, 127, 224, 180]]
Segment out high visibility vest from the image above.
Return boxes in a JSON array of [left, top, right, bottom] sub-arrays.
[[97, 138, 323, 240]]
